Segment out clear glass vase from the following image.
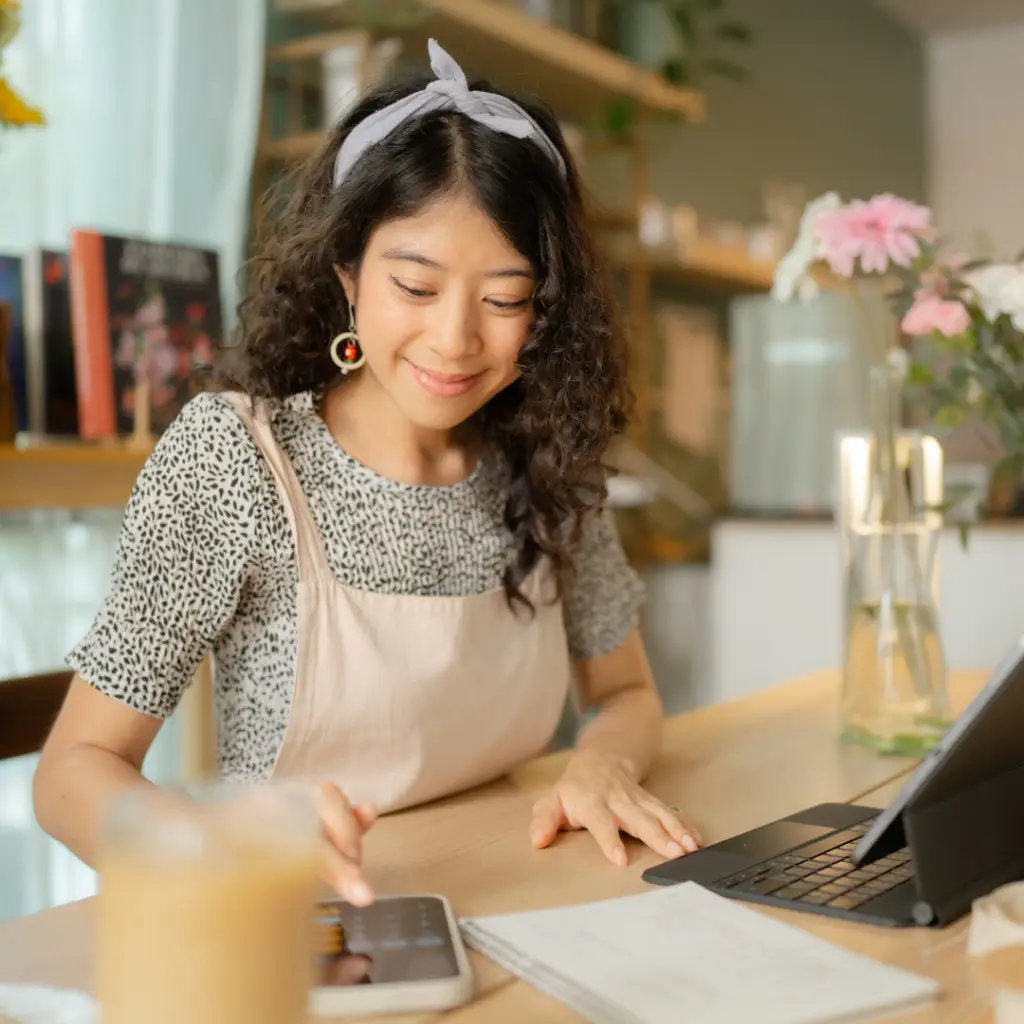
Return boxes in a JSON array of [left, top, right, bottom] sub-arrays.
[[836, 357, 952, 755]]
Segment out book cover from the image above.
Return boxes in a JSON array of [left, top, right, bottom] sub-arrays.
[[23, 249, 78, 435], [70, 231, 222, 438], [0, 255, 27, 433]]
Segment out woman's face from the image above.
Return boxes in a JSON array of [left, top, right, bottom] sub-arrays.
[[339, 192, 535, 431]]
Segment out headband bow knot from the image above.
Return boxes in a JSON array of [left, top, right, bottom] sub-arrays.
[[332, 39, 566, 187]]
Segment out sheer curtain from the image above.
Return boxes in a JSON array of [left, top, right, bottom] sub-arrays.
[[0, 0, 265, 921]]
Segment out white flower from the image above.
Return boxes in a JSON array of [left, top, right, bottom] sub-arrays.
[[965, 263, 1024, 331], [886, 346, 909, 379], [771, 191, 842, 302]]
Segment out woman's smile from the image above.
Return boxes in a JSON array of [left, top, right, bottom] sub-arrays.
[[405, 359, 484, 398]]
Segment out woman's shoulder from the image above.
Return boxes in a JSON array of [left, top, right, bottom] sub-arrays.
[[130, 391, 274, 508]]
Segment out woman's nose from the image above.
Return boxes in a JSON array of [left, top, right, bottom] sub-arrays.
[[427, 298, 482, 362]]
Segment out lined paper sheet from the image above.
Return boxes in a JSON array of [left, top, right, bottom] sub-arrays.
[[461, 882, 938, 1024]]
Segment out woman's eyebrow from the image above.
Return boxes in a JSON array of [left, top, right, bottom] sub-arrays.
[[381, 248, 532, 279]]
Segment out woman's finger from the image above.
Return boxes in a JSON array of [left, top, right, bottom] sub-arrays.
[[529, 792, 566, 849], [320, 840, 375, 906], [314, 783, 364, 862], [575, 802, 628, 866], [652, 802, 702, 853], [611, 798, 684, 860], [354, 802, 378, 832]]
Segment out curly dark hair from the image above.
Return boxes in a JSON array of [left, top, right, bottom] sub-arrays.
[[225, 71, 632, 611]]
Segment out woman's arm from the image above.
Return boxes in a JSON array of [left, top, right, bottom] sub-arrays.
[[530, 629, 702, 865], [571, 627, 663, 781], [34, 678, 379, 905], [33, 676, 162, 868]]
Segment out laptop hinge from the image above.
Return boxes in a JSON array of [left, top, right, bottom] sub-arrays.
[[903, 758, 1024, 926]]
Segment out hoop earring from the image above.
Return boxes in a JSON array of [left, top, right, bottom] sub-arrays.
[[329, 301, 365, 374]]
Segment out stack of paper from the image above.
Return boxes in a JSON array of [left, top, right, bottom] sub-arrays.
[[460, 882, 938, 1024]]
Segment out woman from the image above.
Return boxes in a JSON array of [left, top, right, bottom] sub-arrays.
[[34, 41, 701, 906]]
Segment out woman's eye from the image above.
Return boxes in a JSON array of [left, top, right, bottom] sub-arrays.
[[391, 277, 434, 298], [487, 297, 531, 312]]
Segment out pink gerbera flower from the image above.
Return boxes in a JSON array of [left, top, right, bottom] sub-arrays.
[[815, 193, 933, 277]]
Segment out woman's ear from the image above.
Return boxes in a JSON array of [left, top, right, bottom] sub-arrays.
[[331, 263, 356, 307]]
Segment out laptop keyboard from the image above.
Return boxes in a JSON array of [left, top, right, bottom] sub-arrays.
[[716, 819, 914, 912]]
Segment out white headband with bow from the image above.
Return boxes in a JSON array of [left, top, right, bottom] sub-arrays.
[[332, 38, 567, 187]]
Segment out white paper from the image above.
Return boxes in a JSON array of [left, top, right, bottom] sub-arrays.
[[0, 985, 97, 1024], [461, 882, 938, 1024]]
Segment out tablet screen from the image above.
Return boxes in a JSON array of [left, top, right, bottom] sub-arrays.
[[314, 896, 461, 986]]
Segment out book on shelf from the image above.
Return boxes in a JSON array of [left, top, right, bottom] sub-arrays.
[[22, 249, 78, 436], [0, 255, 27, 434], [69, 231, 223, 440]]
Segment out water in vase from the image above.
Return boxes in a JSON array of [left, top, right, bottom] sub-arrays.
[[841, 596, 948, 754]]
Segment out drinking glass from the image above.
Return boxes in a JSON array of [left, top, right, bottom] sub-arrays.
[[95, 782, 320, 1024]]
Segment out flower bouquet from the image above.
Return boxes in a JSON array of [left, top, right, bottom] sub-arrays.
[[0, 1, 44, 128], [771, 192, 1024, 753]]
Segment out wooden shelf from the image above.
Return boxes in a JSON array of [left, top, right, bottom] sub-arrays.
[[267, 28, 370, 63], [607, 237, 776, 292], [0, 444, 149, 512], [271, 0, 704, 123], [259, 131, 327, 163]]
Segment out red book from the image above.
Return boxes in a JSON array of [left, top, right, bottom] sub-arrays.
[[69, 230, 223, 439]]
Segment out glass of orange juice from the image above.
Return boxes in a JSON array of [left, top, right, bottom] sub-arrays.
[[95, 783, 321, 1024]]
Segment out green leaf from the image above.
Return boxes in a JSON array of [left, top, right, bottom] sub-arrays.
[[660, 57, 690, 86], [604, 98, 635, 138], [906, 362, 935, 387], [957, 522, 970, 550], [703, 56, 748, 80], [947, 365, 970, 390], [935, 405, 967, 430], [997, 416, 1024, 453], [716, 21, 753, 44], [671, 6, 697, 46]]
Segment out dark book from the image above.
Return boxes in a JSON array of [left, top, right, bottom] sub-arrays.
[[69, 231, 222, 438], [0, 255, 27, 433], [24, 249, 78, 435]]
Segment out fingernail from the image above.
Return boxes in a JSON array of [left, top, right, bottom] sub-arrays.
[[613, 848, 627, 867], [351, 881, 374, 905], [666, 840, 684, 857], [683, 834, 699, 853], [530, 829, 544, 846]]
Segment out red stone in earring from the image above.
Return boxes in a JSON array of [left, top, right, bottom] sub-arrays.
[[329, 300, 366, 374]]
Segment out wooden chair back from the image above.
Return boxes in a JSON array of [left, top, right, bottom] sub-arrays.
[[0, 670, 73, 760]]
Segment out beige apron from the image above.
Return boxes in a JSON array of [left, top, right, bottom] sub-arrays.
[[221, 393, 571, 812]]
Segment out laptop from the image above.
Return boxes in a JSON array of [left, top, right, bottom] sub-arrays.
[[643, 637, 1024, 928]]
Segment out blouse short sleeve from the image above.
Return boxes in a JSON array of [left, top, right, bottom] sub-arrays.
[[561, 505, 646, 661], [67, 393, 267, 718]]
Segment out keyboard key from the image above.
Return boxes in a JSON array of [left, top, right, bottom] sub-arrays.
[[802, 892, 832, 905], [828, 895, 862, 910], [747, 876, 791, 896]]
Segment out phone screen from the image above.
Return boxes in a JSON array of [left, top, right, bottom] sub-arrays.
[[314, 896, 462, 987]]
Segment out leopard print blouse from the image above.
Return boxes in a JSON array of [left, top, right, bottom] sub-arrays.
[[68, 391, 646, 781]]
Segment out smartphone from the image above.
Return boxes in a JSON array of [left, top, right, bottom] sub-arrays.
[[310, 894, 474, 1016]]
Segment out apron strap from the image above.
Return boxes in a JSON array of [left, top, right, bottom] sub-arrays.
[[218, 391, 328, 583]]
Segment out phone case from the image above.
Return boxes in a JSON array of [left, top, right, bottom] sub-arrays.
[[308, 893, 474, 1017]]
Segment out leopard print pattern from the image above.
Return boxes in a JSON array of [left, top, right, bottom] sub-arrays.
[[68, 392, 646, 780]]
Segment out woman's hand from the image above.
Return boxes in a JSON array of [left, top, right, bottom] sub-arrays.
[[528, 751, 702, 866], [313, 782, 378, 905]]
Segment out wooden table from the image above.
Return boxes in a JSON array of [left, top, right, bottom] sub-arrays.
[[0, 669, 994, 1022]]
